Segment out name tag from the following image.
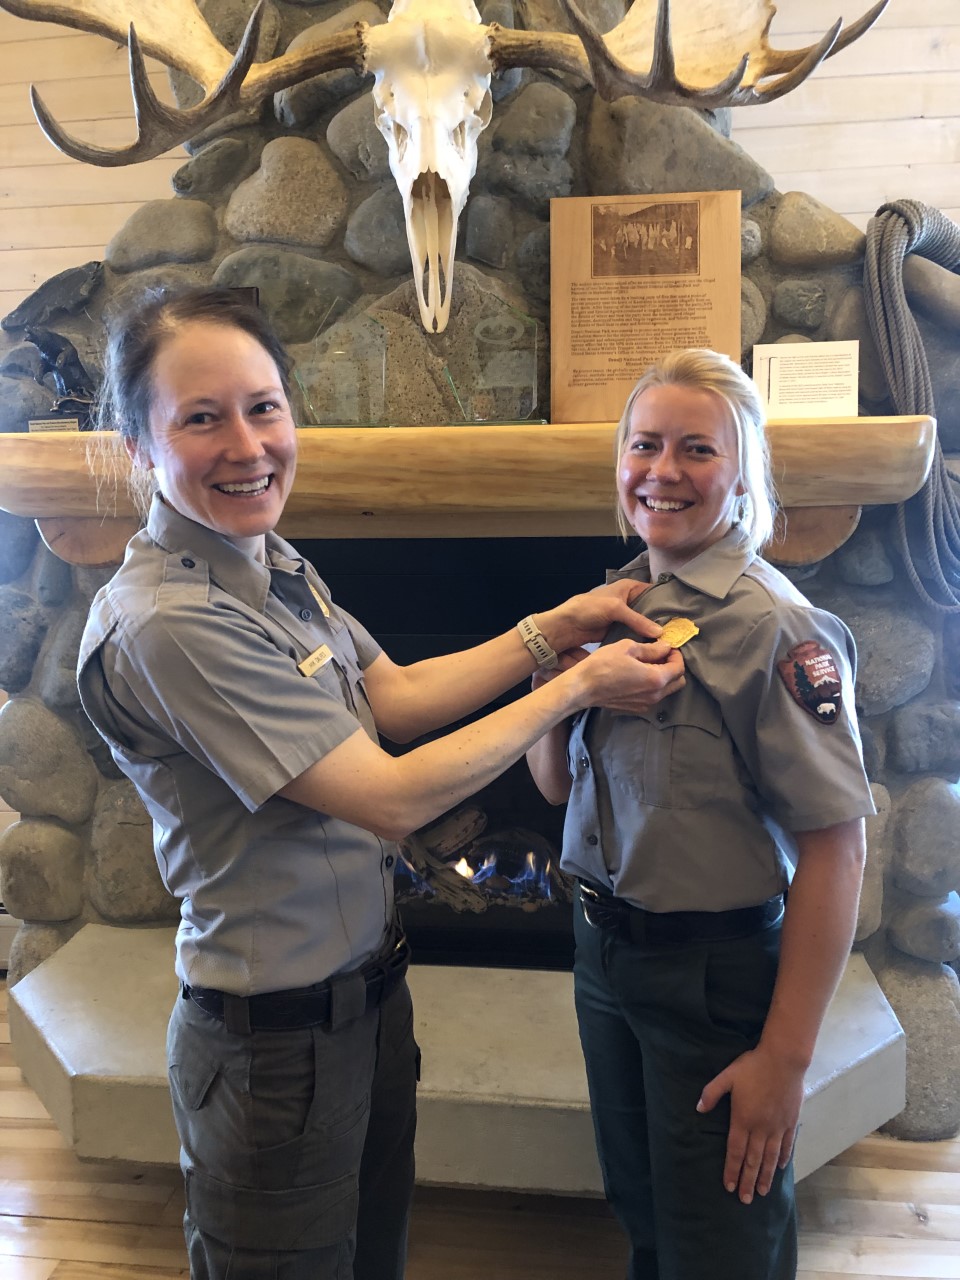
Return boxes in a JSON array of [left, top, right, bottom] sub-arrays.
[[298, 643, 333, 678]]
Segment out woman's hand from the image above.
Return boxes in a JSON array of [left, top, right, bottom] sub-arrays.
[[535, 580, 661, 654], [696, 1046, 805, 1205], [566, 638, 686, 712], [535, 639, 685, 710]]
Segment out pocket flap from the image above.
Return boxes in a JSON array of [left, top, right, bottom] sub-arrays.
[[185, 1167, 358, 1250]]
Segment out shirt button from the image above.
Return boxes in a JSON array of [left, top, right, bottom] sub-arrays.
[[300, 608, 312, 621], [579, 756, 589, 769], [657, 572, 670, 584], [586, 834, 599, 846], [181, 557, 195, 569], [385, 855, 395, 868], [656, 711, 668, 723]]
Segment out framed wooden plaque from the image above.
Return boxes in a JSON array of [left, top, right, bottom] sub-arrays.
[[550, 190, 741, 423]]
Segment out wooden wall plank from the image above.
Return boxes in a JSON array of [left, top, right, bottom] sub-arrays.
[[1, 288, 33, 317], [731, 72, 958, 130], [1, 245, 113, 292], [0, 73, 174, 128], [737, 118, 960, 174], [0, 121, 185, 169], [776, 27, 960, 79], [0, 160, 181, 211], [770, 0, 960, 33], [773, 164, 960, 217], [0, 204, 144, 252], [0, 34, 173, 87]]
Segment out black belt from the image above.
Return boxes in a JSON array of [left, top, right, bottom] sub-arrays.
[[578, 881, 783, 946], [182, 931, 411, 1035]]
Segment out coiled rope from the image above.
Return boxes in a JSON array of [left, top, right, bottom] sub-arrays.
[[862, 198, 960, 611]]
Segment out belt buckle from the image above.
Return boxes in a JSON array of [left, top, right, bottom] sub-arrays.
[[579, 883, 605, 929]]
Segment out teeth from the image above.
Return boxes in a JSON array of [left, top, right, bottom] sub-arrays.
[[644, 498, 687, 512], [217, 478, 270, 494]]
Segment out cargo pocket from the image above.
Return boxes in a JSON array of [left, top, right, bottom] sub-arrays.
[[185, 1165, 359, 1251], [183, 1017, 375, 1253]]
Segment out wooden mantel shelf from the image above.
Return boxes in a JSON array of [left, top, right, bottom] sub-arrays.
[[0, 416, 937, 545]]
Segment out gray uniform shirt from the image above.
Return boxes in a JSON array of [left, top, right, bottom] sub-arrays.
[[562, 529, 876, 913], [78, 496, 394, 995]]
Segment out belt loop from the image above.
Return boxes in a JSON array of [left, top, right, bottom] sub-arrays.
[[328, 970, 367, 1031], [222, 993, 252, 1036]]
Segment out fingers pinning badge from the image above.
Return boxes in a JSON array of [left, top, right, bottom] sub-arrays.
[[777, 641, 843, 725]]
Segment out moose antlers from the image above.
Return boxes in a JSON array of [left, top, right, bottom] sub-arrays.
[[3, 0, 890, 166]]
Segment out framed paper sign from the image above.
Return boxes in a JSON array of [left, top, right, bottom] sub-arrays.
[[550, 190, 741, 423]]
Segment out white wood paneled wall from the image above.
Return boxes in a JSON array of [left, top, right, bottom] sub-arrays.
[[731, 0, 960, 232], [0, 0, 957, 321], [0, 10, 181, 319]]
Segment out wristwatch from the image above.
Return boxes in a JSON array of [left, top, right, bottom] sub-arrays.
[[517, 614, 559, 671]]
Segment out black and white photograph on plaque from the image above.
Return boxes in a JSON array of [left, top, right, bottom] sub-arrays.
[[591, 201, 700, 279]]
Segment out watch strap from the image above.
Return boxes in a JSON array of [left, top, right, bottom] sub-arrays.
[[517, 614, 559, 671]]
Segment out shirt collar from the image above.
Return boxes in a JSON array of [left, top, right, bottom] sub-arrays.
[[607, 527, 758, 601], [145, 495, 304, 612]]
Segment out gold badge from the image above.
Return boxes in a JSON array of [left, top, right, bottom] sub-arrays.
[[659, 617, 700, 649]]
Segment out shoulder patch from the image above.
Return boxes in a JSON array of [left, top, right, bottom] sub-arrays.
[[777, 640, 843, 725]]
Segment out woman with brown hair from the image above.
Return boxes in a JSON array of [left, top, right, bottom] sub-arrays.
[[77, 284, 685, 1280]]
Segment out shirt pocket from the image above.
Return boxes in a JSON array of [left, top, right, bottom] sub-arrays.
[[310, 637, 377, 741], [606, 699, 725, 810], [658, 698, 725, 809]]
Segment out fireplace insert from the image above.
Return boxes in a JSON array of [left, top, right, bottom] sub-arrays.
[[294, 534, 627, 969]]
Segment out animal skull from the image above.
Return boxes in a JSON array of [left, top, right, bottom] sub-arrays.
[[366, 1, 493, 333]]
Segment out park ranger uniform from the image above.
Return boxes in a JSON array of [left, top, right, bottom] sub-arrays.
[[562, 527, 876, 1280], [78, 495, 417, 1280]]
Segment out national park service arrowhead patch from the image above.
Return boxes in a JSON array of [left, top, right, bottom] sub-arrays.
[[777, 640, 843, 725]]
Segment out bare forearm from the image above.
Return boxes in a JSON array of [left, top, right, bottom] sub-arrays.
[[385, 677, 589, 833], [371, 630, 536, 742], [527, 721, 573, 804], [285, 671, 590, 839], [366, 585, 667, 742], [283, 637, 684, 838], [759, 820, 866, 1070]]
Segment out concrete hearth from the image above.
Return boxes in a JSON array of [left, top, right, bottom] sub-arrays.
[[10, 923, 904, 1189]]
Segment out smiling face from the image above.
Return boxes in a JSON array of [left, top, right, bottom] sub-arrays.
[[617, 383, 744, 576], [129, 321, 297, 557]]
